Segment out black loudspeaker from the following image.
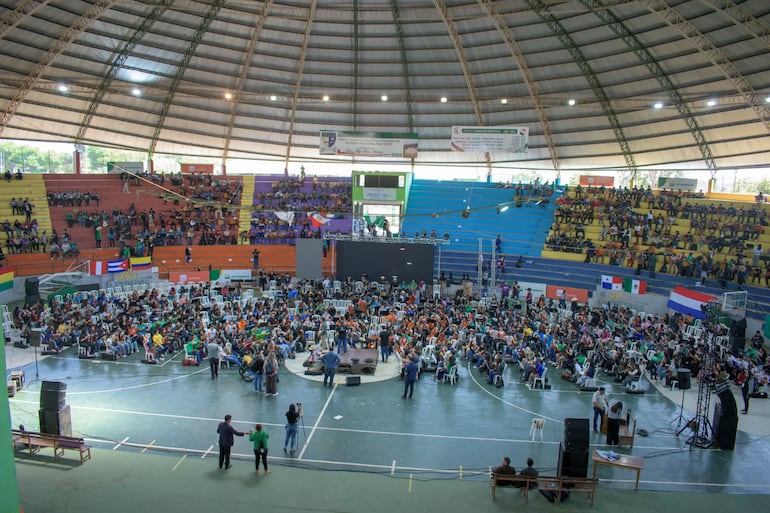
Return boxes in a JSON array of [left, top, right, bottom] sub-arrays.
[[731, 318, 747, 339], [25, 294, 40, 306], [731, 337, 746, 355], [677, 369, 691, 390], [40, 381, 67, 411], [346, 376, 361, 386], [712, 402, 738, 450], [25, 277, 39, 296], [563, 418, 590, 451], [716, 386, 738, 418], [558, 443, 589, 478], [28, 329, 41, 347], [39, 405, 72, 436]]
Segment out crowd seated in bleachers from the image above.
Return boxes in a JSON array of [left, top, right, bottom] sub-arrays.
[[547, 185, 770, 288], [254, 177, 352, 213]]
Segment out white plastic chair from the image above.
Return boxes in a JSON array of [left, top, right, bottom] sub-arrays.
[[442, 366, 458, 385], [531, 367, 547, 390]]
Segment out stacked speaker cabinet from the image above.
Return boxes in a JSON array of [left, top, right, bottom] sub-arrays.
[[560, 418, 590, 478], [24, 276, 40, 306], [39, 381, 72, 436]]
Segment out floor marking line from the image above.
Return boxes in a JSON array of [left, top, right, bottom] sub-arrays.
[[391, 460, 396, 474], [141, 440, 156, 453], [9, 399, 685, 451], [298, 383, 336, 459], [466, 362, 563, 424], [171, 454, 187, 471], [202, 445, 214, 459], [112, 436, 129, 450]]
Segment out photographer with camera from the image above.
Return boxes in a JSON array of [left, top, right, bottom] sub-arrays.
[[284, 403, 303, 456]]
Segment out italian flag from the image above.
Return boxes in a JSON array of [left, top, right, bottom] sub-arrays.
[[623, 278, 647, 295]]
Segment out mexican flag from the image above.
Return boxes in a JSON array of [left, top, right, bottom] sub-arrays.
[[623, 278, 647, 295]]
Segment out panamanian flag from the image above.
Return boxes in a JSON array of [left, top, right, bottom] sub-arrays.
[[601, 275, 622, 290]]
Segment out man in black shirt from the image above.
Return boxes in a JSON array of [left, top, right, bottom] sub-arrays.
[[493, 456, 516, 486]]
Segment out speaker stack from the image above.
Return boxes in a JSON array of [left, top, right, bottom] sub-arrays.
[[712, 387, 738, 450], [39, 381, 72, 436], [559, 418, 590, 478], [730, 318, 747, 355], [24, 276, 40, 306]]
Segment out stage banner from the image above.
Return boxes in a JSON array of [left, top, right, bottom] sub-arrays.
[[546, 284, 589, 303], [579, 175, 614, 186], [319, 130, 418, 158], [450, 126, 528, 152], [107, 161, 144, 174], [211, 269, 252, 286], [657, 177, 698, 191], [180, 163, 214, 174], [169, 270, 210, 284]]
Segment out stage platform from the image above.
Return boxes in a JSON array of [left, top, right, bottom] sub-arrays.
[[285, 348, 401, 385]]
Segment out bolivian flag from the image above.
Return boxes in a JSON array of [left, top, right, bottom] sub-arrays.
[[0, 267, 14, 292]]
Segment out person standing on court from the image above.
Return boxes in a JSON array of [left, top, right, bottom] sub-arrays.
[[207, 338, 222, 379], [320, 348, 341, 387], [606, 400, 623, 445], [217, 414, 247, 470], [402, 356, 419, 399], [265, 351, 279, 396], [592, 386, 609, 433], [251, 350, 265, 393], [379, 325, 391, 363], [283, 403, 302, 456], [249, 423, 270, 475]]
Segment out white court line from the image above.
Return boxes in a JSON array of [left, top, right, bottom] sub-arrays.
[[202, 445, 215, 459], [391, 460, 396, 474], [7, 399, 683, 451], [298, 382, 337, 459], [48, 367, 209, 395], [112, 436, 129, 450], [466, 361, 564, 424]]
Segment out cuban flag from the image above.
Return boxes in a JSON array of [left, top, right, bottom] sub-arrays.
[[89, 260, 107, 275], [601, 275, 622, 290], [108, 258, 129, 273], [667, 286, 716, 319]]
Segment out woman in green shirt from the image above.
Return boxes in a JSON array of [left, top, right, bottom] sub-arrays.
[[249, 424, 270, 475]]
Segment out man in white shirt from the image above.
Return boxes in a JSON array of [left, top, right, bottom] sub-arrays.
[[592, 387, 609, 433]]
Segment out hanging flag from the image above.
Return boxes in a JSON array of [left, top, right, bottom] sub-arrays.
[[89, 260, 107, 275], [130, 256, 152, 271], [274, 211, 295, 225], [308, 212, 333, 227], [601, 275, 622, 290], [622, 278, 646, 295], [0, 267, 15, 292], [667, 286, 715, 319], [108, 258, 129, 273]]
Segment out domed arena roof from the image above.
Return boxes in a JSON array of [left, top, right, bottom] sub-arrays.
[[1, 0, 769, 173]]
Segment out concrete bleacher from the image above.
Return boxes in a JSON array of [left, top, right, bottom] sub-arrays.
[[402, 180, 560, 256], [0, 174, 53, 249]]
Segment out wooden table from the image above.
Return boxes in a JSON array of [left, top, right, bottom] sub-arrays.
[[592, 450, 644, 491]]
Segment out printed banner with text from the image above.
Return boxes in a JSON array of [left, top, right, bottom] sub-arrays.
[[319, 130, 418, 158], [450, 126, 528, 153]]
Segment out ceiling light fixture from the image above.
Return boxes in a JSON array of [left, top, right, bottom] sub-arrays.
[[568, 99, 576, 106], [381, 95, 388, 102], [706, 99, 717, 107], [131, 88, 141, 96], [270, 95, 277, 101], [57, 84, 68, 93], [501, 98, 508, 104], [653, 102, 664, 109], [322, 95, 330, 102], [224, 92, 233, 100], [440, 97, 447, 103]]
